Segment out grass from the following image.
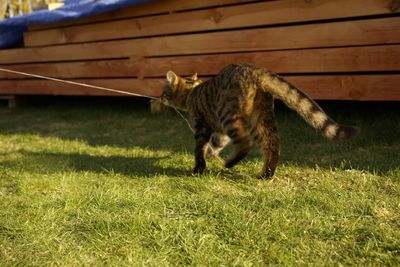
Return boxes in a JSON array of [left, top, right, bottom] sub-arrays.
[[0, 98, 399, 266]]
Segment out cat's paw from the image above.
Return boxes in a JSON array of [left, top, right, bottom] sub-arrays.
[[257, 168, 275, 179], [205, 148, 218, 159], [192, 164, 205, 174]]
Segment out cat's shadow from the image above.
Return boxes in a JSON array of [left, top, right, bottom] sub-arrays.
[[0, 147, 397, 179], [0, 151, 188, 178], [0, 150, 262, 180]]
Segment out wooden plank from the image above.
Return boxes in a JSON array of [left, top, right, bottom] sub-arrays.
[[135, 45, 400, 77], [24, 0, 400, 47], [2, 17, 400, 64], [0, 79, 163, 97], [28, 0, 257, 31], [287, 75, 400, 101], [0, 75, 399, 100], [0, 59, 135, 79], [1, 45, 399, 79]]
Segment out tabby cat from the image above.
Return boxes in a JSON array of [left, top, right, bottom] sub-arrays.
[[160, 63, 359, 178]]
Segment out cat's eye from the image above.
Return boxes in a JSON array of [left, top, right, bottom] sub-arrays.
[[161, 91, 171, 99], [185, 79, 194, 85]]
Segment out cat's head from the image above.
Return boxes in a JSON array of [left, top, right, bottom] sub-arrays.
[[160, 71, 202, 110]]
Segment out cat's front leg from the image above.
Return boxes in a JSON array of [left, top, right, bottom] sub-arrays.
[[193, 127, 212, 174], [206, 134, 230, 159]]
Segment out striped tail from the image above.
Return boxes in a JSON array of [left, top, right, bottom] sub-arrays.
[[260, 72, 360, 140]]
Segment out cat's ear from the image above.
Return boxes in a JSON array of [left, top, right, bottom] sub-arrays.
[[191, 73, 198, 80], [166, 71, 178, 86]]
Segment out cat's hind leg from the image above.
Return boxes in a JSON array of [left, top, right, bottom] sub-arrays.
[[250, 113, 280, 179]]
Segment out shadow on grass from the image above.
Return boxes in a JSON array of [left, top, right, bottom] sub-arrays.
[[0, 151, 188, 177], [0, 149, 259, 180], [0, 99, 399, 176]]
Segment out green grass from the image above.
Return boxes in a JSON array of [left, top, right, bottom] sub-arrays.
[[0, 99, 399, 266]]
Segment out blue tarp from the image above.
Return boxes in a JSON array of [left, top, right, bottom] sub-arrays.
[[0, 0, 150, 49]]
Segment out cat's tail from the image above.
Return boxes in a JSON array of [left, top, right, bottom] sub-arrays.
[[259, 72, 360, 140]]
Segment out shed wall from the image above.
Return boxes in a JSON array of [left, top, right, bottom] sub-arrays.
[[0, 0, 399, 100]]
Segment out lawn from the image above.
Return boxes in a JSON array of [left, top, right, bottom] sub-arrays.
[[0, 98, 399, 266]]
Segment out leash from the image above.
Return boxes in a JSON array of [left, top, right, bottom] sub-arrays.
[[0, 67, 253, 178], [0, 67, 159, 99]]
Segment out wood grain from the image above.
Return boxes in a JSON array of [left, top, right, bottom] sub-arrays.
[[0, 59, 135, 79], [28, 0, 258, 31], [0, 78, 163, 97], [24, 0, 398, 47], [3, 17, 400, 64], [287, 75, 400, 101], [135, 45, 400, 77], [1, 75, 399, 101], [1, 45, 399, 79]]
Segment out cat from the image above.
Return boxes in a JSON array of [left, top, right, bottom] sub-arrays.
[[160, 63, 359, 178]]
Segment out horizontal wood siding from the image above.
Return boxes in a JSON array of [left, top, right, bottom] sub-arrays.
[[1, 75, 398, 100], [0, 0, 399, 100], [1, 45, 399, 79], [28, 0, 259, 31], [24, 0, 397, 47], [3, 17, 400, 64]]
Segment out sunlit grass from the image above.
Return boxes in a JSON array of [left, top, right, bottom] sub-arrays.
[[0, 99, 399, 265]]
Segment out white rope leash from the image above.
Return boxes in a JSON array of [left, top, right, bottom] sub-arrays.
[[0, 67, 159, 99]]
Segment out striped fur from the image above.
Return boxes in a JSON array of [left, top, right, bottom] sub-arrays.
[[161, 64, 359, 178]]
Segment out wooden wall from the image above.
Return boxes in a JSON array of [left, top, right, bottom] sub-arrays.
[[0, 0, 399, 100]]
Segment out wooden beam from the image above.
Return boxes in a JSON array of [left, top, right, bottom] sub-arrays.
[[0, 79, 163, 97], [2, 17, 400, 64], [135, 45, 400, 77], [24, 0, 399, 47], [0, 59, 135, 79], [1, 45, 399, 79], [0, 75, 399, 101], [28, 0, 258, 31], [287, 75, 400, 101]]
